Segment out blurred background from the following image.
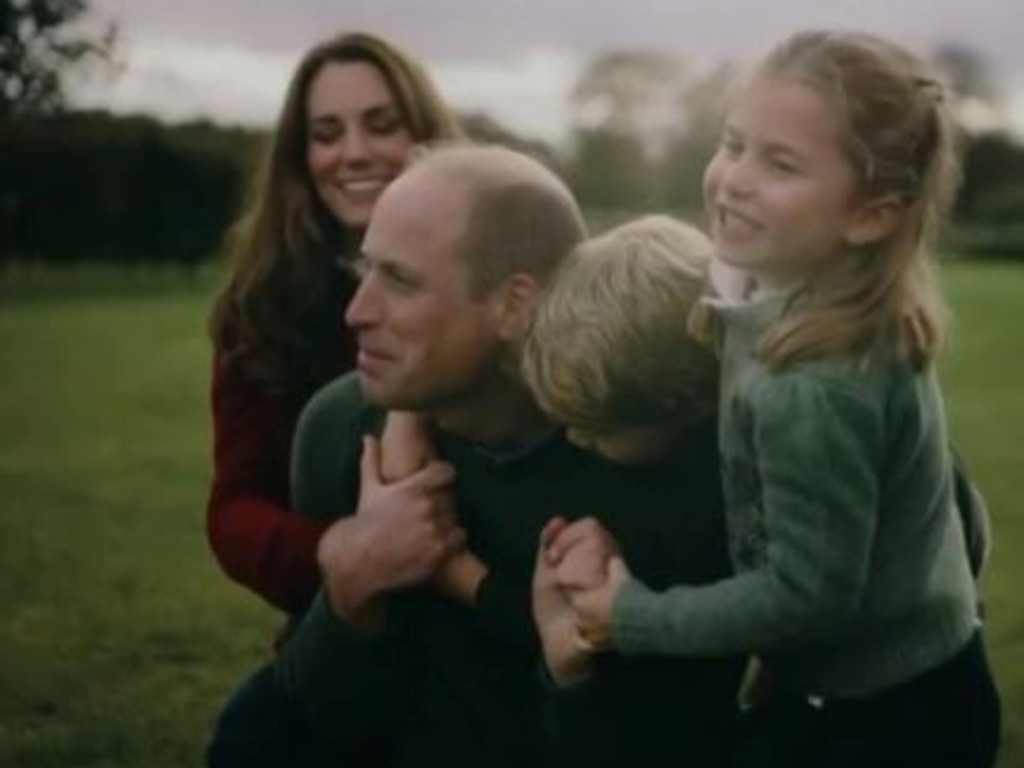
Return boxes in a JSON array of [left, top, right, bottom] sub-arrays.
[[1, 1, 1021, 766]]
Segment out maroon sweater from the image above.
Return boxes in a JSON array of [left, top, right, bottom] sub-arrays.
[[206, 302, 358, 613]]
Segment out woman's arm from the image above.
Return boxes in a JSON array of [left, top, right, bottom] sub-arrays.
[[206, 355, 327, 613]]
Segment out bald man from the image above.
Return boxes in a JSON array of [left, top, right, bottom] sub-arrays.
[[229, 145, 744, 768]]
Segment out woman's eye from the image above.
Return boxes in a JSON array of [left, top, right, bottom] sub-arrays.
[[368, 117, 403, 136], [309, 124, 342, 144]]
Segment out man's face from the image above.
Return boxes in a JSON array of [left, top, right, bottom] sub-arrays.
[[345, 171, 506, 412]]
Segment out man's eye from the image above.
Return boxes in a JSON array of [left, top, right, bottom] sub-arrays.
[[384, 267, 419, 289]]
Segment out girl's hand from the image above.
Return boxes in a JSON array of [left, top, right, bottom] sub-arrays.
[[566, 556, 631, 652], [533, 517, 594, 686]]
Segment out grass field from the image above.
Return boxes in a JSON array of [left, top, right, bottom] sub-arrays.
[[0, 260, 1021, 766]]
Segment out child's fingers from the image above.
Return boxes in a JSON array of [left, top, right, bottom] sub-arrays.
[[539, 516, 569, 561], [359, 435, 383, 489], [555, 547, 607, 589], [547, 517, 619, 563], [572, 630, 597, 654], [398, 459, 456, 493]]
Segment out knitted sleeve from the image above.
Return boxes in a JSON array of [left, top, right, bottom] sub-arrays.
[[613, 366, 884, 656], [206, 354, 327, 613]]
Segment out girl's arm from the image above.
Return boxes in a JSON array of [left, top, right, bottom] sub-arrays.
[[609, 370, 884, 657]]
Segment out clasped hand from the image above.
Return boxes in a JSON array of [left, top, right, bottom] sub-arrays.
[[317, 432, 463, 627], [531, 516, 632, 685]]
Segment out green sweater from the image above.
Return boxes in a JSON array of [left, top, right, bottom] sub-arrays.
[[276, 374, 743, 768], [614, 294, 978, 698]]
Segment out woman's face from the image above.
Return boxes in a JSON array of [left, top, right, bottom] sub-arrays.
[[306, 60, 416, 231]]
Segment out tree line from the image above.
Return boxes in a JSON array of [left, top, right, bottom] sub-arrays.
[[2, 0, 1022, 266]]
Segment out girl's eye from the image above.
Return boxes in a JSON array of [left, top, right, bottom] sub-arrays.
[[721, 136, 743, 156], [768, 156, 799, 174]]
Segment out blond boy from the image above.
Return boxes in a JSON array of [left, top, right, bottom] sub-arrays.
[[521, 214, 718, 464]]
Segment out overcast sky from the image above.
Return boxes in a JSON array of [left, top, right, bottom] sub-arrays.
[[73, 0, 1024, 141]]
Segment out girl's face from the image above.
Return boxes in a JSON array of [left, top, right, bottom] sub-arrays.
[[703, 72, 868, 285], [306, 60, 416, 231]]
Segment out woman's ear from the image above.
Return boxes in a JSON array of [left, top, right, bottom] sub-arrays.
[[492, 272, 541, 341], [844, 194, 906, 247]]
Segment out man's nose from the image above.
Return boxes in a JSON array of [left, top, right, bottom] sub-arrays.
[[344, 277, 379, 329]]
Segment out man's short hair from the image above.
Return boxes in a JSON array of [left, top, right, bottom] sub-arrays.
[[413, 145, 588, 296], [522, 214, 719, 429]]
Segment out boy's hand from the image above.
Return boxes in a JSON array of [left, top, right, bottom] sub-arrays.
[[433, 549, 488, 606], [543, 516, 628, 652], [532, 517, 594, 686], [553, 534, 608, 590], [378, 411, 491, 607], [318, 435, 462, 631], [544, 516, 621, 589]]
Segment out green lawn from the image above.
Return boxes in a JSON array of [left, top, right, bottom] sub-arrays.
[[0, 261, 1021, 766]]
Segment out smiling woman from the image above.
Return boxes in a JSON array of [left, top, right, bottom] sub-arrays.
[[305, 60, 418, 230], [202, 29, 462, 765], [207, 27, 461, 616]]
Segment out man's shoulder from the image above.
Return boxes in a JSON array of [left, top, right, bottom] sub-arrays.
[[291, 373, 384, 520], [297, 373, 382, 447], [306, 371, 366, 412]]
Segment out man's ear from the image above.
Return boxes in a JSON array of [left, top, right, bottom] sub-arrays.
[[492, 272, 540, 341], [844, 194, 906, 247]]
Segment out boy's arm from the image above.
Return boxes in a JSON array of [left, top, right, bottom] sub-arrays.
[[380, 411, 489, 606], [292, 381, 462, 632], [378, 412, 543, 651]]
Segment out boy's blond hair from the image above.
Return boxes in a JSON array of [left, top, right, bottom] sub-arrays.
[[521, 214, 718, 430]]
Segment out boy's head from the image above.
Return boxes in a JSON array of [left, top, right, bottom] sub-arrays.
[[520, 214, 718, 464]]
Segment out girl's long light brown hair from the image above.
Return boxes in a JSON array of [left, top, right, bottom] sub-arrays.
[[746, 31, 958, 371]]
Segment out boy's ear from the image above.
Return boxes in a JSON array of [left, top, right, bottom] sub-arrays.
[[845, 194, 906, 247], [492, 272, 540, 341]]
